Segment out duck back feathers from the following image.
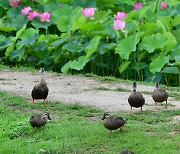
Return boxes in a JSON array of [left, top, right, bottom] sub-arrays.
[[152, 83, 168, 102], [102, 113, 126, 130], [29, 112, 51, 128], [31, 68, 49, 100], [128, 82, 145, 108]]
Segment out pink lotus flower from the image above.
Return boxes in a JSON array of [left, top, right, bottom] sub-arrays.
[[27, 11, 40, 20], [81, 8, 96, 18], [132, 2, 142, 10], [114, 12, 126, 20], [160, 2, 167, 9], [113, 19, 126, 30], [9, 0, 21, 7], [40, 12, 51, 22], [21, 7, 32, 15]]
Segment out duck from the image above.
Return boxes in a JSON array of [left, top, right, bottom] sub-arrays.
[[102, 112, 126, 136], [31, 68, 49, 105], [29, 112, 51, 129], [152, 83, 168, 109], [128, 82, 145, 112], [120, 150, 134, 154]]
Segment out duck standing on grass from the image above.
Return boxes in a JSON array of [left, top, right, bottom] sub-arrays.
[[119, 150, 134, 154], [102, 112, 126, 137], [152, 83, 168, 109], [128, 82, 145, 113], [29, 112, 51, 129], [31, 68, 49, 105]]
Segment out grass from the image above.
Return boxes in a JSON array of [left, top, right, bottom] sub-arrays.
[[0, 91, 179, 154]]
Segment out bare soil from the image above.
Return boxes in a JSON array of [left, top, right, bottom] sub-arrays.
[[0, 69, 179, 112]]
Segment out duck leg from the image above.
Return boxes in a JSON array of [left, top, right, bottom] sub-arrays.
[[140, 106, 142, 113], [32, 98, 36, 105], [130, 106, 132, 114], [110, 130, 112, 137], [165, 100, 168, 109], [155, 102, 158, 110], [43, 99, 46, 105]]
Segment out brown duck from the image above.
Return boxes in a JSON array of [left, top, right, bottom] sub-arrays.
[[120, 150, 134, 154], [102, 112, 126, 136], [128, 82, 145, 112], [31, 68, 49, 105], [29, 112, 51, 129], [152, 83, 168, 109]]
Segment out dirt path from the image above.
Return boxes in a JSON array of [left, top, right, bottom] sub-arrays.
[[0, 69, 179, 112]]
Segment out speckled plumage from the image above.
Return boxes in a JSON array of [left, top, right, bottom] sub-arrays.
[[29, 112, 51, 128], [120, 150, 134, 154], [128, 82, 145, 112], [31, 68, 49, 104], [102, 113, 126, 136], [152, 83, 168, 109]]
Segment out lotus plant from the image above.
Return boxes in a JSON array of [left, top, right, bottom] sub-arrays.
[[9, 0, 21, 7], [114, 12, 126, 20], [40, 12, 51, 22], [21, 7, 32, 15], [81, 8, 96, 18], [132, 2, 142, 10], [27, 11, 40, 20], [113, 20, 126, 30], [160, 2, 167, 9]]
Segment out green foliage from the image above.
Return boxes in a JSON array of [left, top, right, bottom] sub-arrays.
[[0, 0, 180, 86], [115, 35, 139, 60]]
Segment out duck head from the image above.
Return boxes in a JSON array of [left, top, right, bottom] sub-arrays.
[[133, 82, 137, 91], [40, 68, 45, 75], [44, 112, 51, 120], [102, 112, 110, 120], [155, 83, 159, 89]]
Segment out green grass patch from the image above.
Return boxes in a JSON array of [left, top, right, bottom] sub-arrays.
[[0, 91, 179, 153], [96, 87, 111, 91]]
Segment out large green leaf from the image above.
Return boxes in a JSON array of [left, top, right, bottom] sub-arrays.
[[139, 33, 169, 53], [162, 32, 177, 51], [0, 0, 9, 9], [0, 19, 16, 32], [0, 35, 12, 50], [115, 35, 139, 60], [57, 15, 71, 32], [70, 56, 89, 71], [8, 15, 28, 30], [7, 8, 20, 18], [61, 61, 72, 73], [9, 49, 25, 61], [149, 55, 170, 74], [172, 15, 180, 26], [61, 56, 89, 73], [85, 36, 101, 58], [166, 0, 179, 7], [51, 36, 69, 48], [172, 29, 180, 42], [31, 18, 51, 29], [52, 7, 72, 24], [162, 67, 179, 74], [71, 0, 96, 8], [16, 28, 38, 48], [119, 61, 131, 73]]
